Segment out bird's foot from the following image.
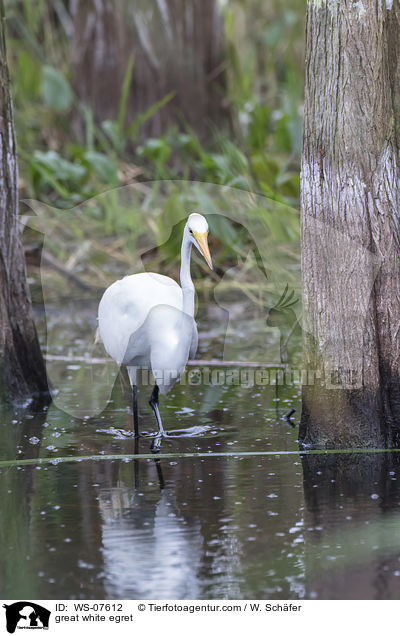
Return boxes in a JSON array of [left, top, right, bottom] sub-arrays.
[[150, 429, 169, 453]]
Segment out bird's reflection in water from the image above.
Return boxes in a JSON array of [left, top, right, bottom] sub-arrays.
[[134, 421, 214, 485], [99, 452, 203, 599], [133, 437, 140, 489], [133, 436, 165, 490], [101, 491, 203, 598]]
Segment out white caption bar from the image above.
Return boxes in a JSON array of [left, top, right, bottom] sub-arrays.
[[0, 600, 397, 635]]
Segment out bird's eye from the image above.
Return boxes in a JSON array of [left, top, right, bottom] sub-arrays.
[[189, 229, 193, 234]]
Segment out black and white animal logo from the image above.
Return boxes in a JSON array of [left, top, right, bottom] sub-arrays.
[[3, 602, 50, 633]]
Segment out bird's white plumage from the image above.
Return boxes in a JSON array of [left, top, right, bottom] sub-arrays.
[[98, 213, 210, 397], [187, 212, 208, 233], [98, 272, 196, 393], [99, 273, 182, 363]]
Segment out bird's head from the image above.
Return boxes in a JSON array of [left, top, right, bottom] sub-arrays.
[[186, 213, 213, 270]]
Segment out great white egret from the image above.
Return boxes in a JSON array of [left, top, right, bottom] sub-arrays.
[[98, 213, 212, 444]]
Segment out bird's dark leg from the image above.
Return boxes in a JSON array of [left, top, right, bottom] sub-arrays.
[[149, 384, 166, 451], [132, 384, 139, 438]]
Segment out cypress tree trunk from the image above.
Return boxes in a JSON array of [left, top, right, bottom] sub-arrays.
[[0, 0, 48, 401], [300, 0, 400, 448], [70, 0, 227, 141]]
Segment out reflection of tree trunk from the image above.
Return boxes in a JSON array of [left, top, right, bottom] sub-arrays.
[[0, 406, 47, 597], [301, 453, 400, 599], [0, 0, 47, 400], [300, 1, 400, 447], [70, 0, 227, 141]]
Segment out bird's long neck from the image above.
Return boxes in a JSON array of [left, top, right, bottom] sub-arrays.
[[180, 232, 195, 316]]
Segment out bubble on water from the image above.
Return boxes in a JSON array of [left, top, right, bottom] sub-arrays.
[[78, 560, 95, 569], [29, 436, 40, 445]]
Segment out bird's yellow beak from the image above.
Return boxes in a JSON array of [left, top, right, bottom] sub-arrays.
[[193, 231, 213, 270]]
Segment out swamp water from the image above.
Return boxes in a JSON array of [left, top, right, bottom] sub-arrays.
[[1, 297, 400, 600]]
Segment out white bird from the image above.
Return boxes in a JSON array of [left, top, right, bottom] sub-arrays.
[[98, 213, 212, 446]]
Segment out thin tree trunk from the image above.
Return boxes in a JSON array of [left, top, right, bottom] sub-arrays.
[[300, 0, 400, 448], [0, 0, 48, 401], [70, 0, 227, 142]]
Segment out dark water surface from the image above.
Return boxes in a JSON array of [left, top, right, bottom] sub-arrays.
[[1, 298, 400, 599]]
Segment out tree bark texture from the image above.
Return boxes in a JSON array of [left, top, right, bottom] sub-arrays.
[[0, 1, 48, 400], [70, 0, 227, 141], [300, 0, 400, 448]]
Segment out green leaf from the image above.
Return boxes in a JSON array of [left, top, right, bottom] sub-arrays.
[[118, 54, 134, 132], [274, 114, 292, 152], [251, 153, 279, 185], [84, 151, 118, 184], [207, 215, 239, 249], [125, 92, 175, 141], [33, 150, 86, 182], [175, 133, 202, 155], [277, 173, 300, 198], [264, 23, 282, 49], [101, 120, 122, 152], [137, 138, 171, 164], [41, 65, 73, 111], [17, 51, 41, 99], [248, 104, 270, 151], [157, 191, 186, 257]]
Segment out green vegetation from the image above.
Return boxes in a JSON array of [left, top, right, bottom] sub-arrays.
[[6, 0, 304, 288]]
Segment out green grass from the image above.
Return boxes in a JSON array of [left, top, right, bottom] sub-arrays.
[[6, 0, 305, 285]]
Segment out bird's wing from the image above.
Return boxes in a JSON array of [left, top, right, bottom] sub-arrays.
[[189, 323, 198, 359], [98, 272, 182, 365]]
